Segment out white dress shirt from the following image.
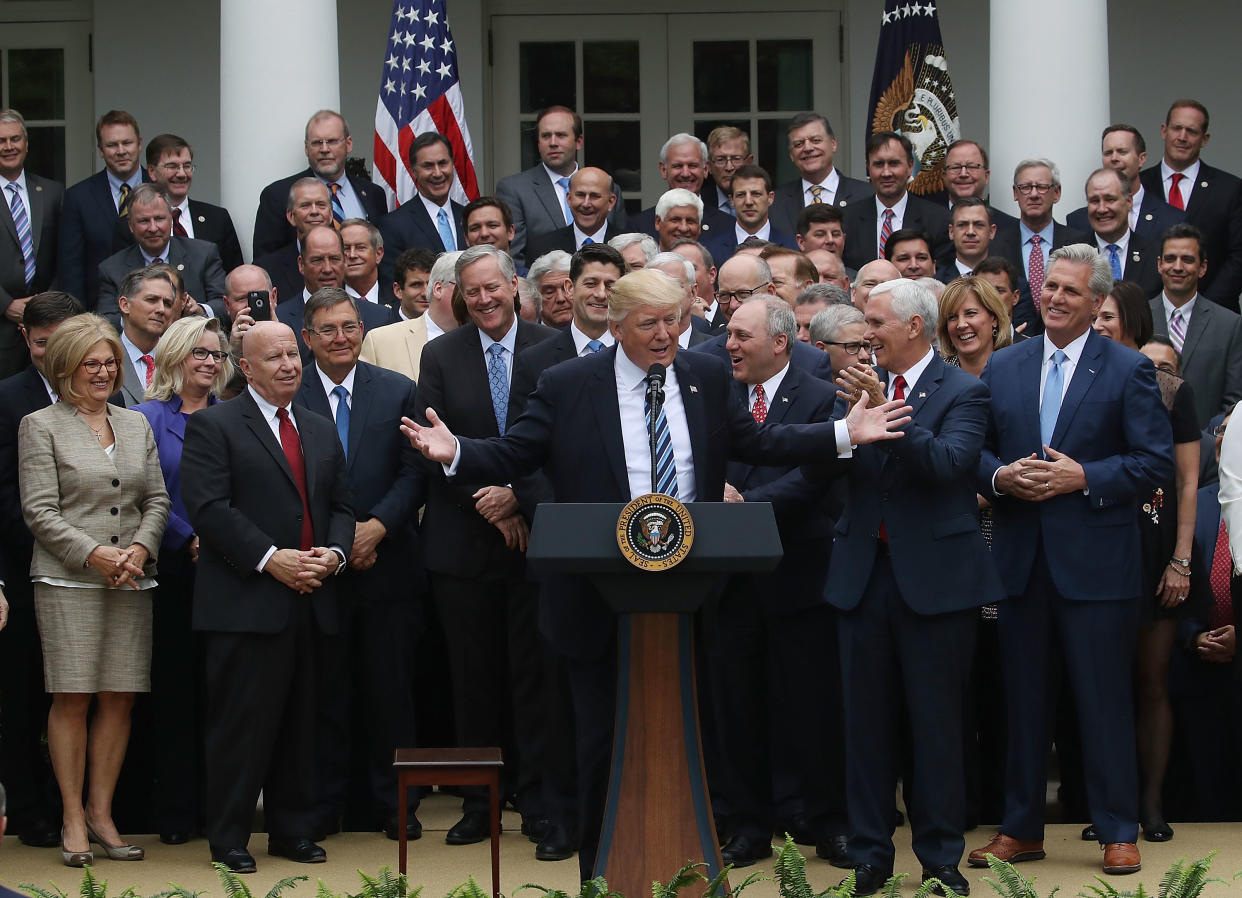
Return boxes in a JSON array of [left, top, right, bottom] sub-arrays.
[[570, 321, 613, 356], [734, 220, 773, 244], [424, 313, 447, 342], [749, 363, 789, 409], [419, 193, 457, 250], [346, 281, 381, 304], [544, 162, 579, 226], [1038, 328, 1091, 408], [614, 345, 697, 500], [573, 223, 608, 248], [889, 348, 935, 400], [1162, 158, 1202, 206], [1130, 184, 1146, 233], [170, 198, 196, 239], [478, 317, 519, 382], [802, 169, 841, 206], [874, 193, 909, 252], [315, 364, 356, 421]]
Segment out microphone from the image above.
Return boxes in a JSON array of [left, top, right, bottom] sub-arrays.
[[646, 364, 666, 494]]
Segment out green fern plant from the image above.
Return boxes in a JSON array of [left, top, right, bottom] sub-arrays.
[[981, 854, 1059, 898], [772, 835, 865, 898], [210, 862, 307, 898], [444, 876, 490, 898], [519, 876, 623, 898], [315, 866, 419, 898], [1155, 853, 1221, 898], [148, 889, 207, 898], [20, 866, 139, 898], [1077, 880, 1150, 898]]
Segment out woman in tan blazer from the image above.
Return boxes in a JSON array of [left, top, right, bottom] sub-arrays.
[[18, 313, 170, 867]]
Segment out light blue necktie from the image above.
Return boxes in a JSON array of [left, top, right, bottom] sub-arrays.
[[645, 384, 678, 498], [586, 339, 603, 353], [7, 184, 35, 287], [1106, 244, 1123, 280], [556, 176, 573, 224], [1040, 350, 1067, 450], [331, 385, 350, 460], [436, 207, 456, 251], [487, 343, 509, 435]]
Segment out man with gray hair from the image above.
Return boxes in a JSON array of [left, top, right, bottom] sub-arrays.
[[653, 189, 707, 252], [608, 232, 657, 271], [528, 249, 574, 327], [794, 283, 849, 343], [830, 276, 1002, 896], [810, 302, 871, 376], [993, 158, 1087, 302], [628, 133, 736, 242], [970, 244, 1173, 877], [646, 251, 710, 348], [359, 249, 462, 381]]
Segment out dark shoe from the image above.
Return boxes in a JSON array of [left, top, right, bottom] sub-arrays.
[[308, 817, 341, 842], [536, 822, 576, 861], [267, 837, 326, 863], [384, 814, 423, 841], [161, 832, 192, 845], [521, 815, 551, 843], [815, 834, 852, 869], [845, 864, 891, 897], [967, 833, 1045, 867], [1082, 825, 1097, 842], [210, 845, 256, 874], [1102, 842, 1141, 874], [446, 811, 491, 845], [923, 865, 970, 896], [720, 833, 774, 867], [19, 819, 62, 848], [781, 814, 816, 846], [1142, 821, 1174, 842]]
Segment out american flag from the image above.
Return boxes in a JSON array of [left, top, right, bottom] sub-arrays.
[[372, 0, 480, 209]]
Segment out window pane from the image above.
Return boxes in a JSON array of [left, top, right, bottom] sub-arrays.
[[519, 120, 539, 173], [8, 48, 65, 120], [693, 41, 748, 114], [758, 118, 797, 185], [25, 126, 66, 183], [756, 41, 811, 112], [693, 118, 750, 147], [583, 42, 639, 114], [582, 120, 641, 194], [519, 42, 575, 114]]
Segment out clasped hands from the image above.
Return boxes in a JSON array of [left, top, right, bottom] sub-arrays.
[[265, 547, 339, 594], [87, 544, 149, 589], [833, 365, 912, 445], [995, 449, 1087, 500]]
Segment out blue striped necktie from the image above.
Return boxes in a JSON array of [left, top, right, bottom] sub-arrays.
[[7, 184, 35, 287], [645, 382, 678, 498]]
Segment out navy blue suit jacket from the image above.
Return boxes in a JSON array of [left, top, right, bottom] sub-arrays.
[[691, 330, 833, 382], [979, 330, 1174, 601], [828, 353, 1003, 614], [628, 203, 736, 246], [294, 360, 427, 600], [377, 197, 465, 291], [841, 194, 952, 272], [253, 168, 388, 258], [703, 223, 799, 265], [254, 242, 302, 308], [276, 293, 397, 359], [768, 173, 875, 236], [1066, 194, 1185, 248], [59, 169, 149, 308]]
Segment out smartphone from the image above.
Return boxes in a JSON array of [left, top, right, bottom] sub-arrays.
[[247, 290, 271, 321]]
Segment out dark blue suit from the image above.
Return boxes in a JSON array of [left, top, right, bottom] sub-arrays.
[[828, 353, 1001, 873], [377, 197, 465, 292], [979, 329, 1173, 844], [703, 224, 799, 266], [277, 292, 397, 360], [294, 360, 427, 830], [253, 168, 389, 259], [1065, 195, 1184, 249], [691, 330, 833, 383], [59, 169, 148, 309]]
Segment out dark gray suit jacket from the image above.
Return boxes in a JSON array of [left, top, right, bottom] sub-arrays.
[[494, 164, 627, 266], [1150, 294, 1242, 428], [96, 235, 228, 328], [768, 172, 874, 236]]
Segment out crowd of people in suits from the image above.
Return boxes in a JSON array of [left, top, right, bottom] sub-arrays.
[[2, 93, 1242, 892]]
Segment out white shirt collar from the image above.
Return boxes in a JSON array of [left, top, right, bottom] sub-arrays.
[[888, 346, 934, 398], [477, 316, 519, 356], [315, 362, 356, 400], [875, 191, 909, 218], [37, 369, 56, 403], [1163, 290, 1199, 318], [140, 239, 172, 264], [424, 313, 446, 341], [802, 169, 840, 203], [1162, 158, 1202, 183], [2, 170, 28, 193], [120, 329, 156, 370], [1094, 230, 1131, 257], [734, 219, 772, 244], [1043, 326, 1091, 362], [749, 362, 790, 406], [247, 384, 294, 430], [573, 222, 608, 247], [570, 320, 614, 355], [615, 343, 669, 392], [346, 280, 381, 304], [543, 162, 578, 184]]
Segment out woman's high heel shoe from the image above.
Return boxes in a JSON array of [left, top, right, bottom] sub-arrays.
[[85, 823, 145, 860], [61, 828, 94, 867]]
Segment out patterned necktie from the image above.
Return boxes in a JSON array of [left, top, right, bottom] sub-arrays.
[[117, 182, 133, 217], [171, 207, 188, 238], [486, 343, 509, 435], [645, 381, 678, 498], [1028, 235, 1045, 310], [7, 183, 35, 288], [331, 384, 350, 460], [1210, 518, 1234, 629], [1169, 308, 1187, 352], [1106, 244, 1122, 280], [809, 184, 824, 205], [1040, 350, 1067, 449], [1169, 172, 1186, 211], [276, 407, 314, 551], [140, 354, 154, 388], [878, 208, 895, 260], [556, 176, 573, 224], [328, 182, 346, 228], [751, 383, 768, 423], [436, 207, 456, 251], [586, 339, 603, 354]]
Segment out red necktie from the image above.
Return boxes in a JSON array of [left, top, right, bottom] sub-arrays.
[[171, 207, 188, 238], [879, 208, 895, 260], [1169, 173, 1186, 211], [878, 375, 907, 545], [1210, 518, 1234, 629], [276, 407, 314, 551], [751, 384, 768, 423], [140, 354, 154, 388], [1028, 235, 1045, 310]]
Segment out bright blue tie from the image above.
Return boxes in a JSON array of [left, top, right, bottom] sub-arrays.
[[556, 176, 573, 224], [1040, 350, 1067, 450], [487, 343, 509, 435], [581, 236, 595, 245], [331, 385, 350, 459], [645, 385, 678, 498], [1106, 244, 1123, 280], [7, 184, 35, 287], [436, 207, 456, 251], [586, 339, 603, 353]]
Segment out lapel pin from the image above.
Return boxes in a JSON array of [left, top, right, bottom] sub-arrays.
[[1145, 213, 1154, 220], [1202, 181, 1209, 188], [197, 215, 206, 223], [1089, 368, 1096, 374], [918, 391, 926, 398], [689, 385, 698, 393], [34, 185, 42, 192], [839, 200, 848, 207], [177, 263, 185, 271], [781, 396, 788, 402], [1132, 252, 1141, 262]]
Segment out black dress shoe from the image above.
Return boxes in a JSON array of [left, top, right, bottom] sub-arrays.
[[384, 814, 423, 841], [845, 864, 891, 897], [210, 845, 257, 874], [521, 815, 551, 843], [446, 811, 491, 845], [536, 822, 576, 861], [815, 834, 853, 869], [1082, 824, 1098, 842], [923, 865, 971, 896], [781, 815, 816, 845], [1142, 821, 1174, 842], [267, 837, 326, 863], [720, 833, 774, 867], [19, 821, 62, 848], [161, 832, 192, 845]]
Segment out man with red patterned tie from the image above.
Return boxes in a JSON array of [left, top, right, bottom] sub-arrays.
[[113, 265, 176, 407]]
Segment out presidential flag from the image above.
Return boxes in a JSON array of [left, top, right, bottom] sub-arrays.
[[867, 0, 961, 196], [373, 0, 480, 209]]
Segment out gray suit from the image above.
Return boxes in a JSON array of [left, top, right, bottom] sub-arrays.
[[1150, 294, 1242, 427], [96, 235, 228, 329], [494, 164, 626, 266], [114, 347, 153, 408]]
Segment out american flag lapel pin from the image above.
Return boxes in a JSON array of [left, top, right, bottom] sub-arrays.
[[689, 385, 698, 393], [918, 392, 926, 398]]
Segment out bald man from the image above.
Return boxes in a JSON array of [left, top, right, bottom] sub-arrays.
[[524, 167, 625, 259]]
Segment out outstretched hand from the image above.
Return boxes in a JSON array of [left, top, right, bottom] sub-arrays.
[[845, 391, 911, 445], [401, 409, 458, 464]]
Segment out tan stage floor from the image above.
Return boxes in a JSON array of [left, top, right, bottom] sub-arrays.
[[1, 792, 1239, 897]]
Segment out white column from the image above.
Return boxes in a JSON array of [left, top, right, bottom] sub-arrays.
[[220, 0, 341, 261], [989, 0, 1109, 221]]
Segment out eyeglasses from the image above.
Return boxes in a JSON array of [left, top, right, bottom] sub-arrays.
[[824, 341, 873, 355], [159, 162, 195, 174], [81, 358, 120, 374], [189, 347, 228, 362], [945, 163, 985, 174], [710, 155, 747, 167], [717, 282, 770, 304], [309, 323, 361, 339], [307, 138, 346, 150], [1014, 182, 1055, 195]]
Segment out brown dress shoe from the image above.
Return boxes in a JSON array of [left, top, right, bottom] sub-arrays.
[[1102, 842, 1141, 875], [967, 833, 1046, 868]]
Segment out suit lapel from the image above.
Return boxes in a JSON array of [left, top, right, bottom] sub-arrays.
[[0, 182, 19, 245], [27, 177, 45, 253], [241, 391, 298, 488], [533, 172, 567, 227], [1050, 331, 1103, 448], [346, 364, 374, 466], [674, 356, 712, 493], [404, 316, 427, 375], [1019, 338, 1044, 450], [589, 350, 629, 497], [902, 355, 943, 419], [1181, 300, 1210, 364], [1186, 166, 1211, 216]]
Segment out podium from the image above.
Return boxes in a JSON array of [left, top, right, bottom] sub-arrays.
[[528, 502, 782, 898]]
